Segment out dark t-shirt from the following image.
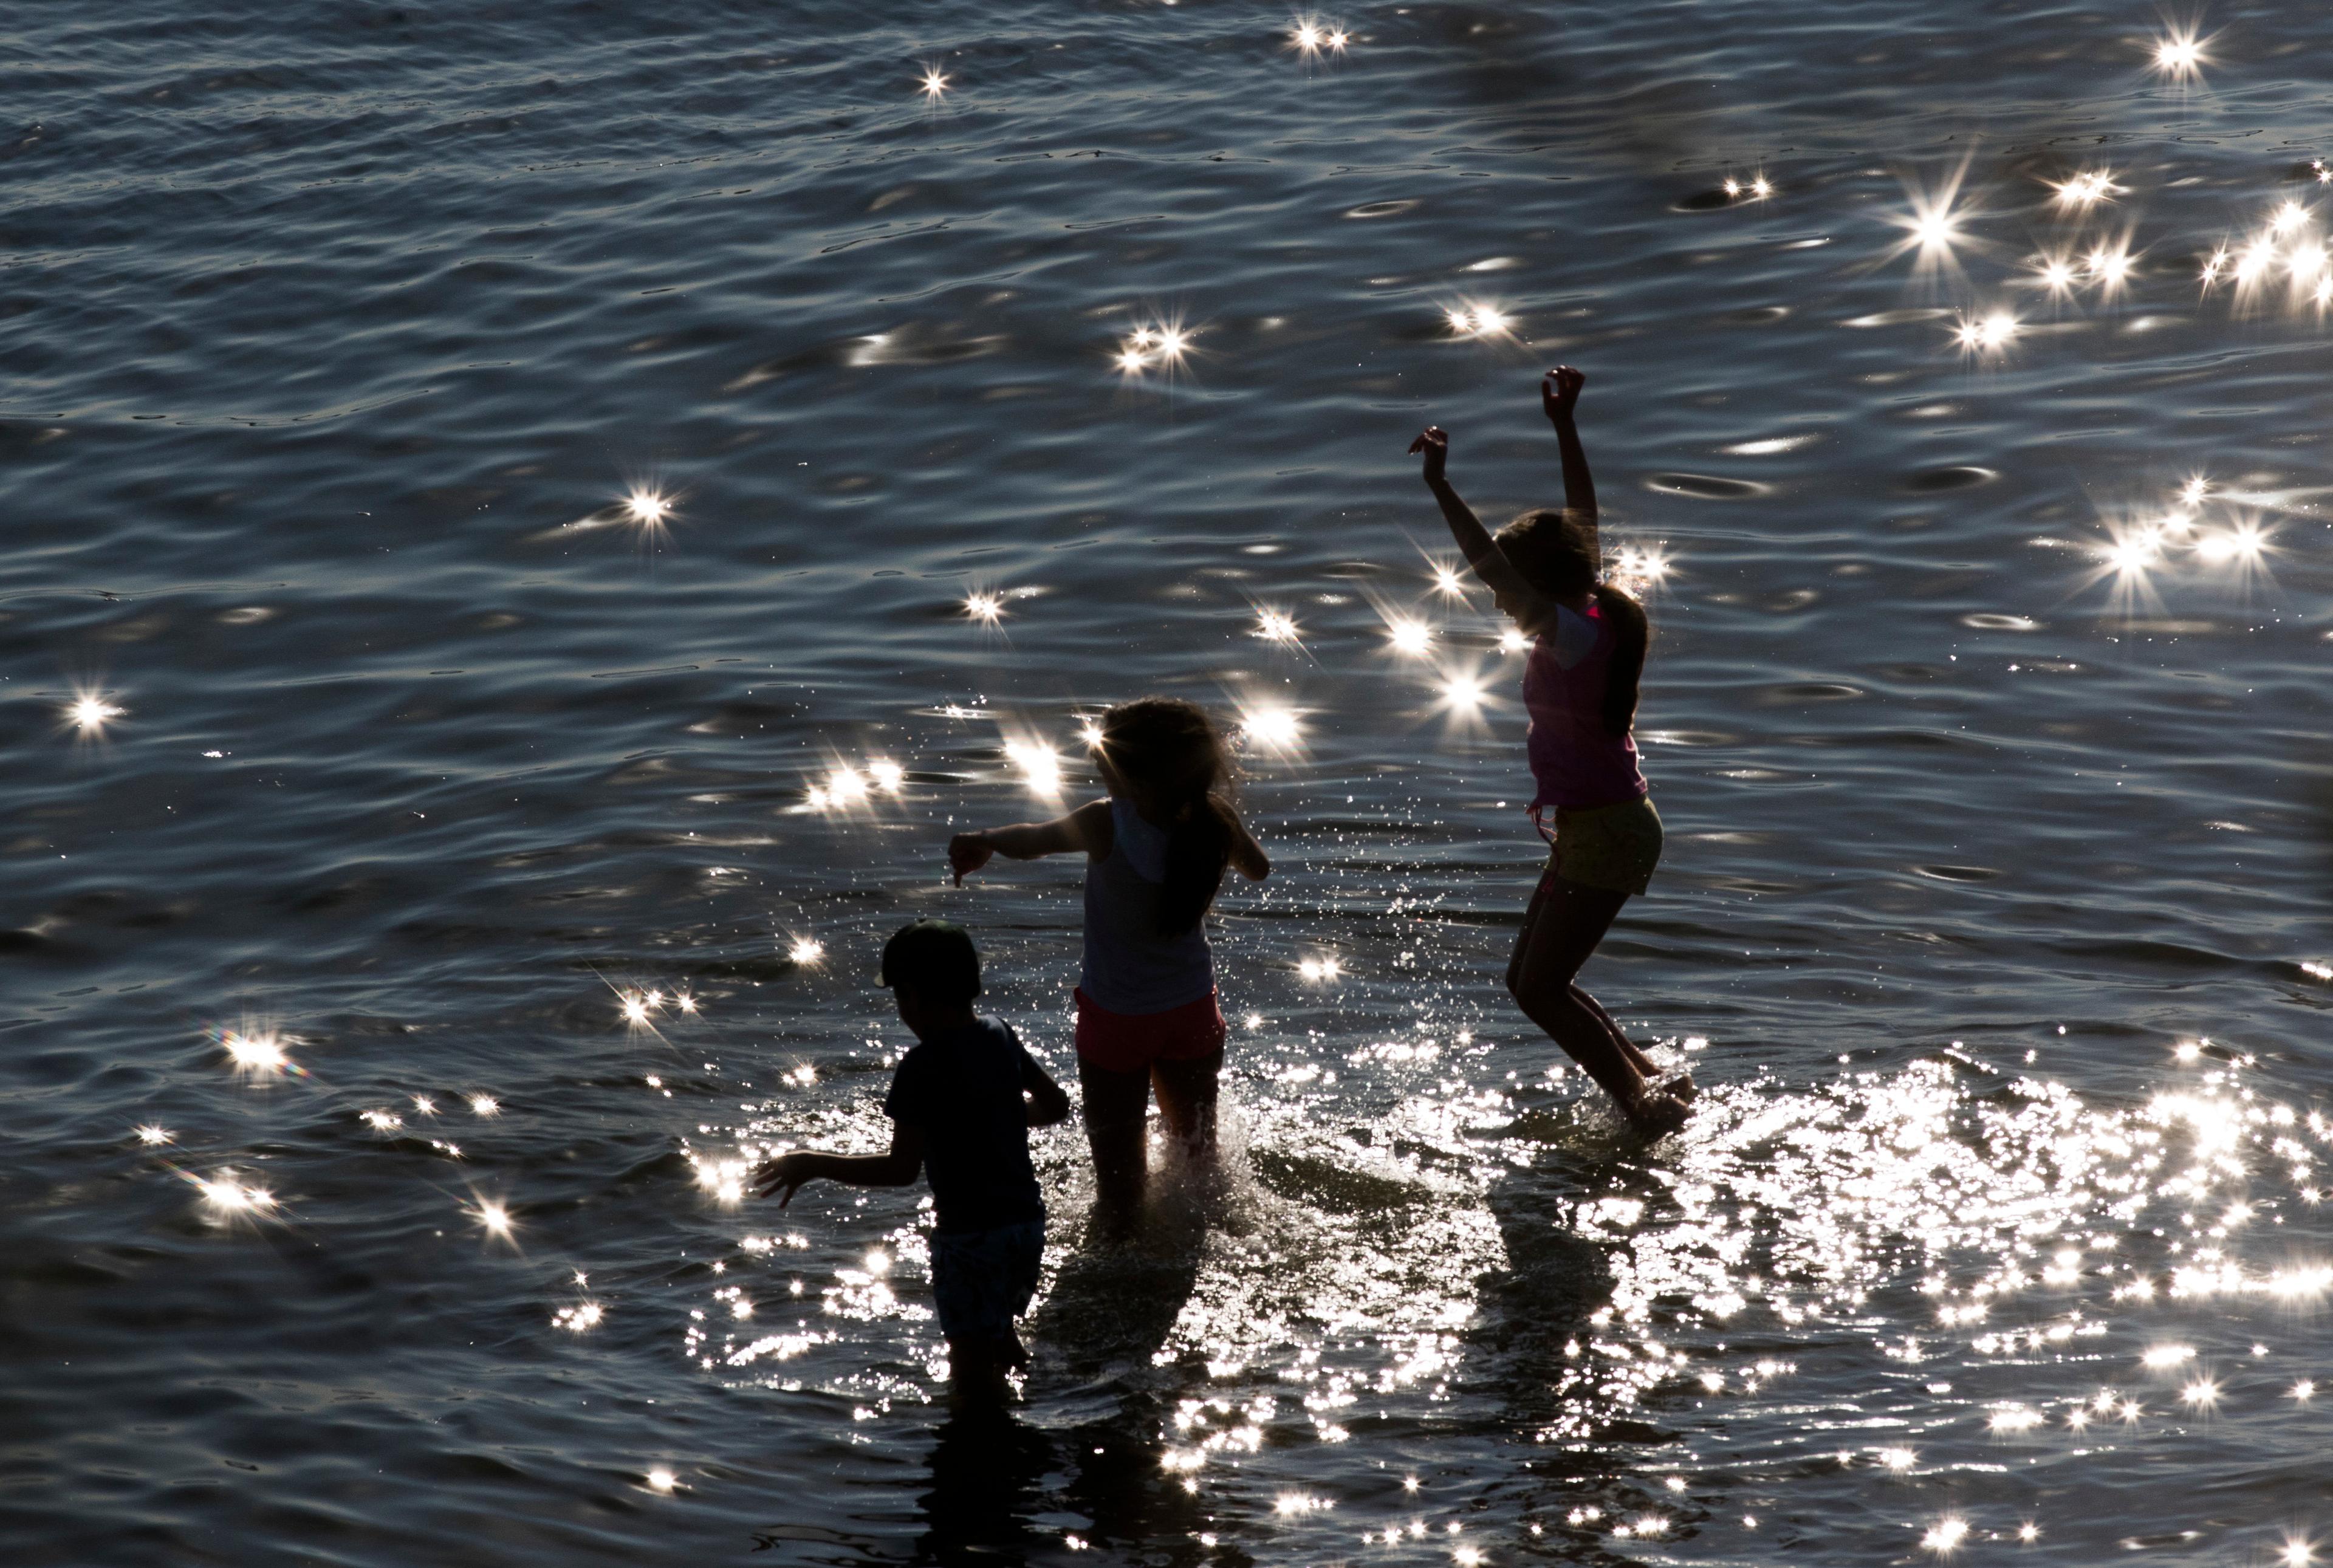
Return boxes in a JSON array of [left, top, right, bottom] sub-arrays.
[[882, 1018, 1046, 1236]]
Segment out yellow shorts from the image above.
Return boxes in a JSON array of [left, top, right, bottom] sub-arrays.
[[1540, 795, 1663, 897]]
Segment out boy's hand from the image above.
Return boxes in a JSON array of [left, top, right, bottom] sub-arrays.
[[947, 831, 993, 886], [1408, 425, 1449, 486], [753, 1151, 811, 1205], [1542, 365, 1585, 422]]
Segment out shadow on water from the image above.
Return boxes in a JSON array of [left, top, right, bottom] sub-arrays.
[[1053, 1415, 1212, 1567], [1474, 1178, 1622, 1431], [1026, 1186, 1207, 1384], [915, 1402, 1057, 1567], [1464, 1126, 1698, 1535], [894, 1187, 1208, 1564]]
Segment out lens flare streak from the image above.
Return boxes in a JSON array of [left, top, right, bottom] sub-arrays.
[[1004, 738, 1063, 798], [64, 690, 126, 736], [2152, 27, 2207, 82], [1287, 17, 1349, 57], [1114, 320, 1193, 378], [1383, 614, 1433, 657], [1952, 309, 2018, 354], [1884, 162, 1977, 281], [196, 1173, 276, 1215], [1238, 700, 1304, 754], [1252, 607, 1303, 646], [1444, 301, 1512, 338], [221, 1030, 301, 1080]]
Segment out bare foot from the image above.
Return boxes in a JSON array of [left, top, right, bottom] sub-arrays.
[[1653, 1070, 1699, 1104], [1627, 1089, 1691, 1139]]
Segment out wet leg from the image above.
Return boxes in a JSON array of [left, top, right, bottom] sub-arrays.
[[1571, 984, 1660, 1079], [1078, 1055, 1151, 1239], [1151, 1047, 1224, 1166], [947, 1335, 1010, 1403], [1574, 984, 1696, 1101], [1508, 874, 1671, 1124]]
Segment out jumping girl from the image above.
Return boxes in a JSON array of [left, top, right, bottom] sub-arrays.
[[948, 697, 1270, 1235], [1410, 366, 1693, 1136]]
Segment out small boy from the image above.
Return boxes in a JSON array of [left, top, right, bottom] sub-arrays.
[[753, 919, 1071, 1391]]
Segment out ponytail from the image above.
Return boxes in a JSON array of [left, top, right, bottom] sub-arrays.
[[1594, 582, 1648, 739], [1159, 794, 1236, 936]]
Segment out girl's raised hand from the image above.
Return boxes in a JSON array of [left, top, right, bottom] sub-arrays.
[[1542, 365, 1585, 422], [1408, 425, 1450, 485], [947, 831, 993, 886]]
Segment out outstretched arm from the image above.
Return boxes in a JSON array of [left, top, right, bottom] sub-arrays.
[[1409, 425, 1543, 609], [754, 1121, 926, 1205], [1541, 366, 1598, 569], [949, 798, 1111, 885]]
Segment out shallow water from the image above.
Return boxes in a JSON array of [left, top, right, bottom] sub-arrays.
[[5, 2, 2332, 1564]]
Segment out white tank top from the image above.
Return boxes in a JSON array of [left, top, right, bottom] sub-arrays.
[[1079, 799, 1216, 1014]]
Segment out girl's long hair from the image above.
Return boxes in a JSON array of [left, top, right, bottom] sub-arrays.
[[1495, 507, 1649, 738], [1093, 697, 1241, 935]]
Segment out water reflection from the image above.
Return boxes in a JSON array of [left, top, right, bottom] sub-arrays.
[[1288, 19, 1350, 59], [1953, 309, 2017, 353], [623, 488, 671, 529], [919, 1403, 1053, 1563], [196, 1171, 275, 1214], [63, 690, 123, 736], [1443, 301, 1512, 338], [1250, 606, 1303, 647], [1380, 612, 1433, 657], [1884, 160, 1976, 282], [221, 1028, 295, 1079], [1114, 320, 1191, 378], [2152, 26, 2208, 82], [467, 1196, 515, 1241], [1235, 703, 1302, 755], [2051, 168, 2122, 209], [685, 1005, 2333, 1558]]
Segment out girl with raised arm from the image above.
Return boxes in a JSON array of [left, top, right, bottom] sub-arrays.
[[948, 697, 1270, 1236], [1408, 366, 1692, 1136]]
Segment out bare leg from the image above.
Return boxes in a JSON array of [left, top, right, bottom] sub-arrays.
[[947, 1335, 1010, 1402], [1078, 1055, 1151, 1238], [1510, 875, 1660, 1079], [1508, 872, 1679, 1128], [1150, 1047, 1224, 1167], [1571, 983, 1659, 1079]]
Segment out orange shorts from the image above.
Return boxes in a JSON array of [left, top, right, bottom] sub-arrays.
[[1074, 988, 1227, 1074]]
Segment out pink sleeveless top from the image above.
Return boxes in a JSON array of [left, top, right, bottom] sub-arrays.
[[1521, 600, 1648, 812]]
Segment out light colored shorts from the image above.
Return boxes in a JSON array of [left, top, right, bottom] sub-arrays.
[[929, 1217, 1045, 1344], [1540, 795, 1663, 897]]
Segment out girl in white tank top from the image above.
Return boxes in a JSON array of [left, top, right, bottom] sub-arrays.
[[947, 697, 1269, 1239]]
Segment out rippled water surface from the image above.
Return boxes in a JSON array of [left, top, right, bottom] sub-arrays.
[[7, 2, 2332, 1564]]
